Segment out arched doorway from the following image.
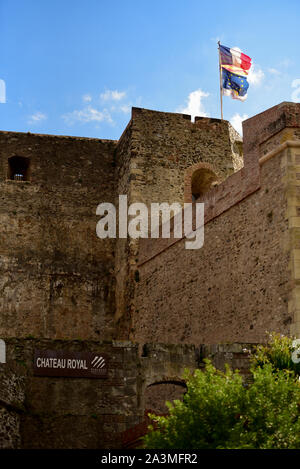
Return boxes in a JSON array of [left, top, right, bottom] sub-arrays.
[[184, 163, 219, 203], [191, 167, 218, 201], [144, 380, 187, 414]]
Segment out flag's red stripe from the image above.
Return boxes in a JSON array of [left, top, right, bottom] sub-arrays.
[[240, 52, 252, 70]]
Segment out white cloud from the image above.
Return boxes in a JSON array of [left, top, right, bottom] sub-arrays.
[[177, 89, 209, 120], [248, 64, 264, 86], [82, 94, 92, 103], [28, 112, 47, 124], [109, 103, 131, 114], [230, 113, 248, 136], [120, 104, 131, 114], [0, 79, 6, 103], [61, 89, 135, 127], [291, 79, 300, 102], [268, 68, 281, 75], [62, 106, 113, 125], [100, 90, 126, 101]]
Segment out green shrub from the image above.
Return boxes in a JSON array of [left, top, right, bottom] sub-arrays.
[[143, 335, 300, 449], [251, 332, 300, 375]]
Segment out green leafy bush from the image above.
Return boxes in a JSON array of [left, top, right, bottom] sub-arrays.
[[251, 332, 300, 375], [143, 335, 300, 449]]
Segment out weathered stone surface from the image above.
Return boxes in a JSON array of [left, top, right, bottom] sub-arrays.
[[134, 103, 300, 345], [0, 338, 201, 448], [0, 102, 300, 448], [0, 133, 117, 341], [0, 407, 21, 449]]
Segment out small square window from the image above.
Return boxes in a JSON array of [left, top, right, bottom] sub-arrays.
[[8, 156, 30, 181]]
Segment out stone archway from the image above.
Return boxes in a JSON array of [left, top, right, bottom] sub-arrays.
[[144, 380, 187, 414], [184, 162, 219, 202]]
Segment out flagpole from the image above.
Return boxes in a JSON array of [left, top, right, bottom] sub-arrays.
[[218, 41, 223, 120]]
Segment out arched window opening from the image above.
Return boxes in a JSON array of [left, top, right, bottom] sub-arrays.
[[191, 167, 218, 201], [144, 381, 187, 414], [8, 156, 30, 181], [122, 380, 187, 448]]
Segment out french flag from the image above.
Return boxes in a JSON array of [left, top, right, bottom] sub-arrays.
[[219, 44, 252, 77]]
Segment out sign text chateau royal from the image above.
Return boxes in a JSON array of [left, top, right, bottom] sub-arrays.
[[33, 350, 108, 378]]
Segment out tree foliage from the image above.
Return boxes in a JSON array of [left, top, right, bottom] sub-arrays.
[[143, 334, 300, 449], [251, 332, 300, 374]]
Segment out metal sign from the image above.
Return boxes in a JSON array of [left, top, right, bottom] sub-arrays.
[[33, 350, 108, 378]]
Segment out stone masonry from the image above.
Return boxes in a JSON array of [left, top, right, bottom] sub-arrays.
[[0, 102, 300, 448]]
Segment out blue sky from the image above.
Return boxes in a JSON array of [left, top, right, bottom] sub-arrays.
[[1, 0, 300, 138]]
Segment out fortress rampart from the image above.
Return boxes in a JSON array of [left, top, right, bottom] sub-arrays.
[[0, 102, 300, 448], [134, 103, 300, 344], [0, 133, 117, 340]]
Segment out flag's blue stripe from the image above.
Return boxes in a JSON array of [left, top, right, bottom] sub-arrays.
[[219, 45, 233, 66]]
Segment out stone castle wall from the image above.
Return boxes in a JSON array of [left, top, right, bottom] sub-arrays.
[[134, 103, 300, 345], [125, 108, 242, 208], [0, 338, 253, 449], [113, 107, 242, 334], [0, 132, 117, 341], [135, 148, 290, 344], [0, 111, 242, 342], [1, 102, 300, 449]]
